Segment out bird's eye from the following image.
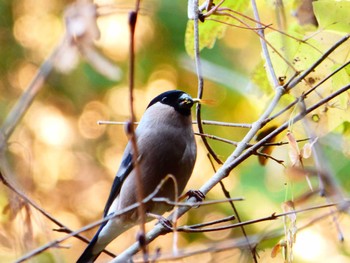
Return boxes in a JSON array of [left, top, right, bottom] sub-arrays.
[[161, 97, 168, 103]]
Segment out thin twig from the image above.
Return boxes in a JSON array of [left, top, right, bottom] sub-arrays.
[[256, 151, 285, 165], [176, 202, 342, 232], [194, 132, 239, 146], [287, 34, 350, 90], [193, 0, 223, 165], [209, 10, 297, 73], [0, 170, 116, 260], [208, 153, 258, 261], [186, 215, 237, 229], [264, 59, 350, 125], [193, 120, 252, 128], [127, 0, 148, 261], [0, 45, 60, 147], [130, 201, 349, 262], [14, 174, 181, 262], [110, 81, 350, 262], [251, 0, 278, 87], [97, 119, 252, 128], [152, 196, 244, 207]]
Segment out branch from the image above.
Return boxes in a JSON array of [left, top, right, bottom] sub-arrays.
[[193, 0, 223, 165], [130, 201, 348, 262], [110, 81, 350, 262], [287, 34, 350, 91], [127, 0, 148, 260], [0, 169, 118, 261], [251, 0, 278, 87], [0, 46, 59, 147]]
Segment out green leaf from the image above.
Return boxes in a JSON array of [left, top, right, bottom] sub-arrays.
[[313, 0, 350, 33], [185, 0, 249, 57], [331, 64, 350, 109], [265, 30, 325, 81], [251, 61, 274, 95]]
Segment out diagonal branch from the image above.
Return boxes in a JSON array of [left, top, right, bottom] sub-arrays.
[[110, 81, 350, 262]]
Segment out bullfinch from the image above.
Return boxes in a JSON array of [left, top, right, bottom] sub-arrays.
[[77, 90, 197, 262]]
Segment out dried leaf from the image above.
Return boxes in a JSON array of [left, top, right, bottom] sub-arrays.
[[64, 0, 100, 43], [285, 166, 313, 190], [271, 241, 282, 258], [300, 137, 318, 159], [285, 167, 307, 181], [23, 203, 34, 250], [294, 0, 318, 26], [0, 231, 12, 249], [286, 131, 301, 166], [54, 0, 121, 80], [283, 201, 297, 226], [282, 201, 297, 263], [3, 196, 25, 220]]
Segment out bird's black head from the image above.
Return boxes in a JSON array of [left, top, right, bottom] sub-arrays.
[[147, 90, 195, 116]]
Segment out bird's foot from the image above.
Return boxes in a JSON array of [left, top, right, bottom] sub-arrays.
[[180, 189, 205, 208], [186, 189, 205, 202], [147, 213, 173, 232]]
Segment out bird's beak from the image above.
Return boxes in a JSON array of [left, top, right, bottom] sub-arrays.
[[192, 98, 201, 104], [192, 98, 215, 105], [178, 94, 204, 109], [179, 93, 195, 109]]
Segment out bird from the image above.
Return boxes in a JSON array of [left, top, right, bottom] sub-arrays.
[[77, 90, 198, 262]]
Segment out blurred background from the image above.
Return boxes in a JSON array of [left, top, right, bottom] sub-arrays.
[[0, 0, 349, 262]]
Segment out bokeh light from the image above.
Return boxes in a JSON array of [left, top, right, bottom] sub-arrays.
[[0, 0, 349, 262], [13, 13, 62, 58], [78, 100, 109, 139], [26, 104, 74, 147], [97, 14, 154, 61], [294, 229, 330, 261]]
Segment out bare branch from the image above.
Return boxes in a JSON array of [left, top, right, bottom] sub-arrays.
[[193, 0, 223, 165]]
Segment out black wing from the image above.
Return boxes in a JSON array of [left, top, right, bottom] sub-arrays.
[[103, 152, 133, 217]]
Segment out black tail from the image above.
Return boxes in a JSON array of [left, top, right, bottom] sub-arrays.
[[76, 229, 102, 263]]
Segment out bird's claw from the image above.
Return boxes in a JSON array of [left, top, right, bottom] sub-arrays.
[[187, 189, 205, 202], [147, 212, 173, 231], [157, 217, 173, 231]]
